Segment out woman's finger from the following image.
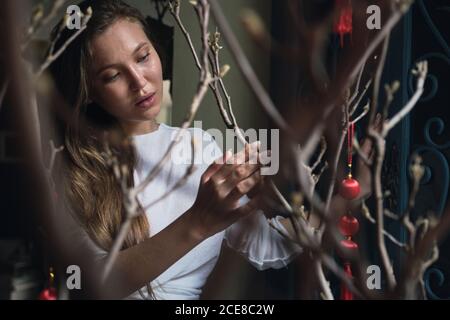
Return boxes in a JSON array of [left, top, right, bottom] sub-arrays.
[[201, 150, 232, 183], [224, 169, 261, 204], [220, 161, 262, 195], [230, 141, 259, 165], [213, 141, 259, 183]]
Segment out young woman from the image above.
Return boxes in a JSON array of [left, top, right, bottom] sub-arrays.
[[50, 0, 370, 300], [49, 0, 305, 300]]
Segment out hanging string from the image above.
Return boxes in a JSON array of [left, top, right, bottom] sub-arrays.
[[341, 262, 354, 300], [39, 267, 57, 300], [347, 122, 355, 175]]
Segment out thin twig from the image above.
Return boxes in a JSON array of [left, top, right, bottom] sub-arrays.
[[370, 129, 397, 290], [351, 102, 370, 125], [383, 62, 428, 135], [402, 154, 424, 250], [323, 106, 347, 221], [34, 7, 92, 78], [315, 259, 334, 300], [313, 162, 329, 184], [384, 209, 400, 220], [209, 0, 291, 134], [350, 80, 372, 116], [348, 60, 367, 107], [311, 137, 327, 172], [361, 203, 407, 249], [368, 33, 391, 126], [168, 0, 202, 70], [22, 0, 68, 50], [169, 3, 234, 128], [352, 137, 373, 167], [382, 81, 400, 119], [47, 140, 64, 177]]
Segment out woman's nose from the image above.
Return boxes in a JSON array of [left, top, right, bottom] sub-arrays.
[[129, 67, 147, 92]]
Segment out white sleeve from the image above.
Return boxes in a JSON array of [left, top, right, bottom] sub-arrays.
[[224, 198, 303, 270]]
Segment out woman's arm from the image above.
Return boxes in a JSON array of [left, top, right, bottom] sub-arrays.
[[97, 208, 205, 299], [95, 142, 262, 299]]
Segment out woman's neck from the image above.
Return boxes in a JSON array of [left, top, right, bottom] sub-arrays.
[[121, 120, 159, 136]]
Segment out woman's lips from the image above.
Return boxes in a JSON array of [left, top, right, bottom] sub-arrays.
[[135, 92, 156, 109]]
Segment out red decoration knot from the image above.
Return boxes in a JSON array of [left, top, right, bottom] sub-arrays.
[[334, 0, 353, 47]]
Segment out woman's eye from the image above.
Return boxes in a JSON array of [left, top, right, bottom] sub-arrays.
[[105, 73, 119, 83], [138, 53, 150, 63]]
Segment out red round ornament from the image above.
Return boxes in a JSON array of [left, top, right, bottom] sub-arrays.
[[39, 267, 57, 300], [340, 238, 358, 251], [339, 177, 360, 200], [39, 287, 57, 300], [339, 214, 359, 237]]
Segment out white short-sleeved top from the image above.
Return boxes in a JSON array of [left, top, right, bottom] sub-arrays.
[[123, 123, 301, 299]]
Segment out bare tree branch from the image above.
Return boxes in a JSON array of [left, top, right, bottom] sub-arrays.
[[348, 61, 367, 107], [47, 140, 64, 173], [351, 102, 370, 125], [368, 33, 391, 126], [383, 62, 428, 135], [350, 80, 372, 116], [352, 137, 373, 167], [168, 0, 202, 70], [22, 0, 68, 51], [315, 259, 334, 300], [311, 137, 327, 172], [34, 7, 92, 78], [208, 0, 292, 134]]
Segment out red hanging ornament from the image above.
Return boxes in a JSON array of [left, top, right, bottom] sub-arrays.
[[337, 119, 360, 300], [339, 122, 360, 200], [339, 177, 360, 200], [39, 267, 57, 300], [334, 0, 353, 47], [341, 262, 354, 300], [39, 287, 57, 300], [339, 213, 359, 237], [338, 213, 359, 300]]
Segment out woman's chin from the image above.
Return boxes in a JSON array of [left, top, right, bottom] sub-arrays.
[[138, 105, 161, 120]]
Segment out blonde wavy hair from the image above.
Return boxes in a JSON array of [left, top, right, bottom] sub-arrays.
[[50, 0, 157, 252]]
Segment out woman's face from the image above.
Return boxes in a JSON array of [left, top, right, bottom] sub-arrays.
[[88, 18, 163, 134]]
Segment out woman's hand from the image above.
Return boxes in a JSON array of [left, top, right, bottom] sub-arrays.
[[188, 141, 263, 240]]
